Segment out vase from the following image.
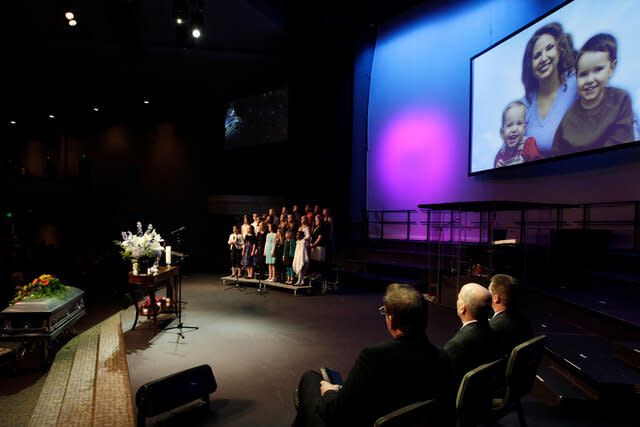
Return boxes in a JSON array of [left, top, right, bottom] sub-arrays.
[[138, 257, 152, 275], [132, 261, 139, 275]]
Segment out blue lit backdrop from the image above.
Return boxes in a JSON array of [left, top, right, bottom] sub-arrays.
[[366, 0, 566, 210]]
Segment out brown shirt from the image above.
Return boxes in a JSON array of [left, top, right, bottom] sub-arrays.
[[552, 87, 634, 157]]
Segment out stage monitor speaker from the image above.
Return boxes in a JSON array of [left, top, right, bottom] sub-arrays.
[[135, 364, 217, 426]]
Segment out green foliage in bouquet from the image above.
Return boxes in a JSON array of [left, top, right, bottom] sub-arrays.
[[11, 274, 71, 305]]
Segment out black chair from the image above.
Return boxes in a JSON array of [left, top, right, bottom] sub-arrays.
[[373, 399, 436, 427], [456, 359, 505, 427], [490, 335, 547, 427]]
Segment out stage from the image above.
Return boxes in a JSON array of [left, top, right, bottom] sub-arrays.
[[220, 275, 315, 296]]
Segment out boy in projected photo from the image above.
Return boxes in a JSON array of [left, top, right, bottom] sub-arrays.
[[552, 33, 634, 157], [494, 101, 543, 168]]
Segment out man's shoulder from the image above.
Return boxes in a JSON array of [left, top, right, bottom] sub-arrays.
[[493, 309, 532, 332], [363, 335, 440, 358], [450, 322, 497, 345]]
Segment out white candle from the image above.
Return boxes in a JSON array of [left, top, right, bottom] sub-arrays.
[[166, 246, 172, 265]]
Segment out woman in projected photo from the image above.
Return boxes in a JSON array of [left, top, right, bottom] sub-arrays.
[[521, 22, 578, 156]]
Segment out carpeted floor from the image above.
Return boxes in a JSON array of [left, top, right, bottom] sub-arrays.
[[2, 274, 637, 426]]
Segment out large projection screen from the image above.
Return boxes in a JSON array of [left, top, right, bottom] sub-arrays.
[[470, 0, 640, 174]]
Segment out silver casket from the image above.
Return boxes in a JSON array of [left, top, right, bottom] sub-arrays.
[[1, 287, 86, 340]]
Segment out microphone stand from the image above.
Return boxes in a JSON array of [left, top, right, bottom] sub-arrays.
[[163, 229, 198, 339], [163, 256, 198, 339], [225, 242, 246, 292]]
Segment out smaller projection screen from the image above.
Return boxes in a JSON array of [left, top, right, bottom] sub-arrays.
[[224, 89, 288, 149], [469, 0, 640, 174]]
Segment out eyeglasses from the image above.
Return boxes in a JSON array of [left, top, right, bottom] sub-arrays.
[[378, 305, 387, 316]]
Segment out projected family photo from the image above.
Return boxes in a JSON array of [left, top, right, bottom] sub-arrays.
[[470, 0, 640, 173]]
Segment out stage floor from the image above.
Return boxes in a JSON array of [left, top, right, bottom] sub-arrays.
[[119, 274, 637, 427]]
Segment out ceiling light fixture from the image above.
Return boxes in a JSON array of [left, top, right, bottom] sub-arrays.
[[65, 11, 74, 20], [68, 19, 77, 27], [173, 0, 187, 25], [191, 11, 203, 39]]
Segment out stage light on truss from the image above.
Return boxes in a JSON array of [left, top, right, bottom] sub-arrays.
[[190, 11, 203, 39], [65, 11, 74, 20], [173, 0, 187, 25]]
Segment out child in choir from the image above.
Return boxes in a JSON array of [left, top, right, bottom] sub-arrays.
[[552, 33, 634, 156], [264, 223, 277, 281], [274, 228, 285, 282], [227, 225, 244, 278], [241, 214, 251, 237], [292, 230, 309, 286], [494, 101, 543, 168], [283, 230, 296, 284], [242, 225, 256, 278], [255, 222, 267, 280]]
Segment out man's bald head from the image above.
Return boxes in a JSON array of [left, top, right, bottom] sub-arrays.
[[458, 283, 492, 322]]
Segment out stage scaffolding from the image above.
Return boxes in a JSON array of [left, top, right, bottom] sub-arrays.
[[360, 201, 640, 306]]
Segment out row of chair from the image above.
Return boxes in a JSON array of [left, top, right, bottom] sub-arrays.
[[374, 335, 547, 427]]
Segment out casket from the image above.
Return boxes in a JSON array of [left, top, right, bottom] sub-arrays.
[[1, 287, 85, 340]]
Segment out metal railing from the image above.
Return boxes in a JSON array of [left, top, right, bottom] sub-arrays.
[[360, 201, 640, 251]]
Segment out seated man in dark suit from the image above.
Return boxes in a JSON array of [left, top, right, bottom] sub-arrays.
[[292, 283, 453, 427], [488, 274, 533, 356], [445, 283, 502, 387]]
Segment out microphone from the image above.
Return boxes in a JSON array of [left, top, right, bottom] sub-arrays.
[[170, 226, 186, 235]]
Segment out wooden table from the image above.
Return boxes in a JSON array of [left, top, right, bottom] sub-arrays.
[[128, 265, 179, 332]]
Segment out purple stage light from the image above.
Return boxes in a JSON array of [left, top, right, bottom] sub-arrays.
[[370, 109, 459, 209]]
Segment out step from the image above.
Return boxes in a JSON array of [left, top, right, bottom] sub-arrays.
[[524, 285, 640, 337], [584, 270, 640, 286], [613, 341, 640, 370], [543, 334, 640, 399], [28, 313, 134, 427], [536, 365, 596, 407]]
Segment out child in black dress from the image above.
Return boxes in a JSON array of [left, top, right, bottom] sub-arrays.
[[274, 228, 285, 283]]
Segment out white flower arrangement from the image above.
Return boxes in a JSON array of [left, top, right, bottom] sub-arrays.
[[116, 221, 164, 260]]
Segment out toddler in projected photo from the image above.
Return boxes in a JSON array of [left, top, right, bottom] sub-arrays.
[[494, 101, 544, 168], [552, 33, 634, 156]]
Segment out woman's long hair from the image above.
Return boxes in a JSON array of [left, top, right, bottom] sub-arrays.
[[522, 22, 577, 104]]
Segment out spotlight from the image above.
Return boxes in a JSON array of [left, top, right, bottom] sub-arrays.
[[173, 0, 187, 25], [143, 100, 150, 104], [65, 11, 74, 20], [93, 107, 99, 112], [68, 19, 77, 27], [191, 11, 203, 39], [48, 114, 55, 119], [9, 120, 16, 125]]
